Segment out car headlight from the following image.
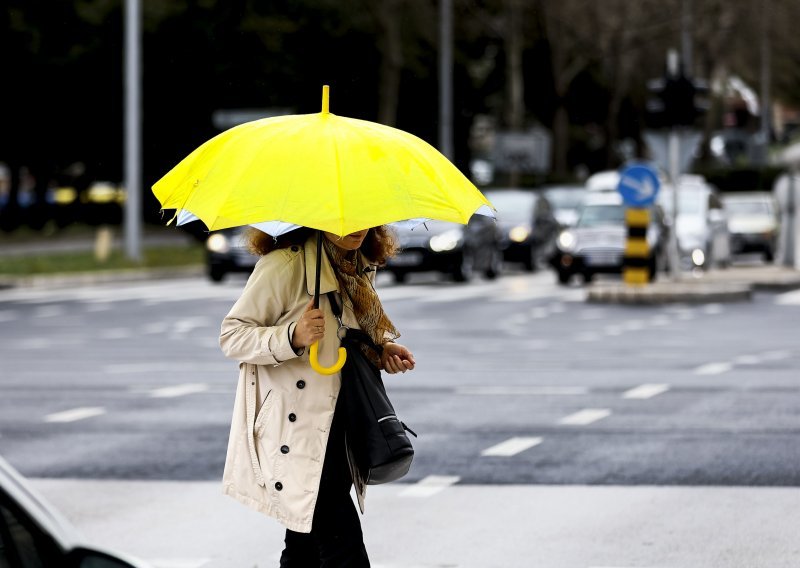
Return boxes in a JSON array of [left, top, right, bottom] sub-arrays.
[[557, 231, 576, 252], [206, 233, 230, 254], [429, 229, 462, 252], [509, 225, 531, 243]]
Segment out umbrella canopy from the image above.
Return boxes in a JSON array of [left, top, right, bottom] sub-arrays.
[[153, 86, 493, 236], [152, 86, 494, 375]]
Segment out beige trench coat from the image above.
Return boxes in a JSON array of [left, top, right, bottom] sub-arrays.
[[219, 235, 370, 533]]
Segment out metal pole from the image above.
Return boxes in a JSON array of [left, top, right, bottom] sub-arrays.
[[124, 0, 142, 261], [786, 171, 796, 268], [681, 0, 693, 75], [759, 0, 771, 165], [668, 128, 681, 280], [438, 0, 454, 160]]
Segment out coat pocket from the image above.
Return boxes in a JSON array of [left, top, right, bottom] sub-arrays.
[[253, 389, 274, 439]]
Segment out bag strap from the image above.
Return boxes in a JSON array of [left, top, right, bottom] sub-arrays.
[[326, 292, 383, 357]]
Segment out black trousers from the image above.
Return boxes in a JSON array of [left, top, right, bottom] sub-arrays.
[[279, 405, 370, 567]]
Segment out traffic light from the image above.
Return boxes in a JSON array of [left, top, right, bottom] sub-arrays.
[[646, 73, 709, 128]]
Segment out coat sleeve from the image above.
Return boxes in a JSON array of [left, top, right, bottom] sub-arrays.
[[219, 252, 302, 366]]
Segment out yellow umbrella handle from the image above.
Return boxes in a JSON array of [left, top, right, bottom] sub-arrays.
[[309, 341, 347, 375]]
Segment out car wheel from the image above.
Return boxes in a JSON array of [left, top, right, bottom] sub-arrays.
[[764, 248, 774, 263], [393, 271, 408, 284], [557, 269, 571, 285], [484, 248, 503, 280], [209, 265, 226, 283], [582, 272, 594, 284], [452, 250, 474, 282]]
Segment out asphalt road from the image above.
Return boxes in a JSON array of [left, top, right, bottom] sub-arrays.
[[1, 269, 799, 567]]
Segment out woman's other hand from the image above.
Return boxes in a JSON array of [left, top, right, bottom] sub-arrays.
[[381, 342, 415, 374], [291, 299, 325, 349]]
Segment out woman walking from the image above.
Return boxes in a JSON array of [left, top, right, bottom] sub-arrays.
[[219, 226, 415, 567]]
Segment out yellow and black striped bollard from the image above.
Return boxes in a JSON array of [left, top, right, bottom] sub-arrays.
[[623, 207, 651, 285]]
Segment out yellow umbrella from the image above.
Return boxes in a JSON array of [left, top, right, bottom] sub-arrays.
[[153, 85, 494, 374]]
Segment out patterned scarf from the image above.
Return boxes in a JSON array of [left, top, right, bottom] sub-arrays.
[[322, 238, 399, 366]]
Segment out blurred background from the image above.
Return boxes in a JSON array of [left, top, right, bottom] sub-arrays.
[[2, 2, 800, 567]]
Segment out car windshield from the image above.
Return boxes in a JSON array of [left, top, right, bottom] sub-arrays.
[[725, 200, 771, 216], [660, 190, 704, 216], [577, 204, 625, 227], [545, 188, 586, 210], [484, 192, 534, 223]]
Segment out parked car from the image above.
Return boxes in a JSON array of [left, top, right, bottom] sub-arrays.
[[0, 455, 149, 567], [543, 185, 588, 228], [551, 191, 668, 284], [483, 188, 560, 271], [205, 227, 259, 282], [722, 192, 780, 262], [386, 216, 502, 282], [657, 176, 732, 270]]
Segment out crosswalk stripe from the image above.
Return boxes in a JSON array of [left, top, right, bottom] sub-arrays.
[[399, 475, 460, 497], [622, 384, 670, 399], [481, 437, 543, 457], [694, 362, 733, 375], [559, 408, 611, 426], [149, 383, 210, 398], [44, 407, 106, 423]]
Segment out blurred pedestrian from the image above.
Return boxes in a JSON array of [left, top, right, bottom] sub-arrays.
[[219, 226, 415, 567]]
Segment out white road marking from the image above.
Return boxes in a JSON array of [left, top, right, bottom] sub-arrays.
[[85, 303, 111, 312], [173, 317, 213, 334], [604, 325, 623, 336], [481, 437, 543, 457], [550, 303, 566, 313], [105, 362, 234, 374], [17, 338, 52, 349], [734, 355, 762, 365], [703, 303, 724, 314], [623, 383, 670, 400], [621, 319, 645, 331], [676, 311, 695, 320], [775, 289, 800, 305], [149, 383, 210, 398], [694, 362, 733, 375], [760, 350, 791, 361], [457, 386, 588, 396], [579, 309, 606, 320], [530, 307, 550, 319], [559, 408, 611, 426], [399, 475, 460, 497], [44, 407, 106, 423]]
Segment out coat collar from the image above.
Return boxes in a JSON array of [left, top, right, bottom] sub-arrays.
[[304, 233, 338, 297]]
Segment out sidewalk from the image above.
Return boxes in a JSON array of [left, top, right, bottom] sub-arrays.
[[32, 479, 800, 568], [0, 228, 203, 290]]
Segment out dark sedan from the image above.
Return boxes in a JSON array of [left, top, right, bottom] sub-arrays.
[[205, 227, 259, 282], [483, 189, 560, 272], [386, 216, 502, 283]]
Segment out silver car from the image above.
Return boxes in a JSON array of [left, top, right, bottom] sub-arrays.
[[657, 176, 732, 270], [0, 455, 149, 567]]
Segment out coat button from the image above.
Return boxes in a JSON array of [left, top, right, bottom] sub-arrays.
[[274, 482, 283, 491], [288, 413, 297, 422], [281, 445, 290, 454], [296, 380, 305, 389], [291, 246, 299, 252]]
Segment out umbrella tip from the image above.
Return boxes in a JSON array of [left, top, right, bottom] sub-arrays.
[[322, 85, 329, 114]]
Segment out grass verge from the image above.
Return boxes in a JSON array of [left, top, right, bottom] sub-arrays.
[[0, 245, 204, 276]]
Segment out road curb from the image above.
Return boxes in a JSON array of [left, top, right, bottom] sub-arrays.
[[0, 265, 205, 291], [586, 281, 753, 304]]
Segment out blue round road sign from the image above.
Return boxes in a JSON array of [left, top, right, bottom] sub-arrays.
[[617, 164, 660, 207]]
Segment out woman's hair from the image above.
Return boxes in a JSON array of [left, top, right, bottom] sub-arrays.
[[247, 226, 399, 266]]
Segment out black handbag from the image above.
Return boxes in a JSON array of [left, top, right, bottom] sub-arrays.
[[327, 292, 416, 485]]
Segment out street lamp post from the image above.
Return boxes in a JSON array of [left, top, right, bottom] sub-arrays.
[[124, 0, 142, 261]]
